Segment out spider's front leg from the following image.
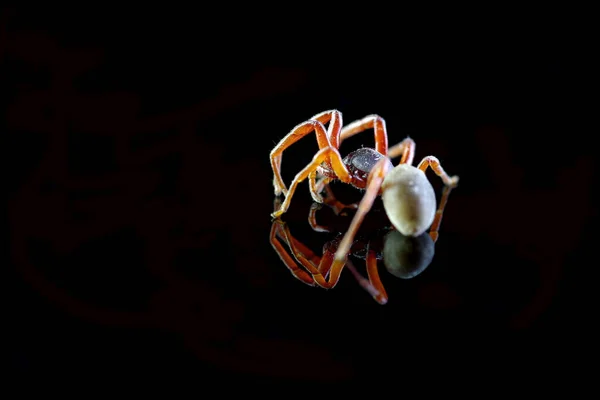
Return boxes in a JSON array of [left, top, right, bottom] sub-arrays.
[[308, 170, 326, 204], [303, 158, 392, 289], [270, 120, 329, 197], [271, 146, 351, 219], [270, 110, 343, 198], [309, 174, 359, 216]]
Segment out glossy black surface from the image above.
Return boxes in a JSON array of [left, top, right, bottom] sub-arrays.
[[5, 7, 595, 387]]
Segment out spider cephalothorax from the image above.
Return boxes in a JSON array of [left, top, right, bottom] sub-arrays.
[[317, 147, 390, 189]]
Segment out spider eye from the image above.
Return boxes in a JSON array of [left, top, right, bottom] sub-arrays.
[[382, 230, 435, 279]]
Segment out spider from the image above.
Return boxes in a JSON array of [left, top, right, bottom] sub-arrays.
[[270, 110, 459, 287], [270, 184, 455, 304]]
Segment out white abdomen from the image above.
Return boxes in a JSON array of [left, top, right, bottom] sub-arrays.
[[381, 164, 436, 237]]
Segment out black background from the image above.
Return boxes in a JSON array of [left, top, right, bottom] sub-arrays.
[[5, 6, 596, 388]]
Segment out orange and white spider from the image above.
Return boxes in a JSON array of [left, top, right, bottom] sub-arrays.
[[270, 110, 459, 288]]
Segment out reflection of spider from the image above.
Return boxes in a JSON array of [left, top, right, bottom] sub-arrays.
[[270, 185, 455, 304], [270, 110, 459, 286]]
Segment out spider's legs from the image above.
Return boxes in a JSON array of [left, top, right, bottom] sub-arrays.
[[428, 184, 455, 243], [272, 146, 351, 218], [334, 157, 392, 262], [365, 245, 388, 304], [270, 218, 340, 289], [310, 109, 343, 149], [308, 170, 325, 203], [387, 137, 416, 165], [306, 110, 343, 201], [309, 175, 359, 217], [417, 156, 459, 187], [340, 114, 389, 155], [270, 119, 330, 197], [308, 203, 330, 233], [270, 221, 316, 286], [271, 110, 343, 198], [273, 191, 390, 298], [317, 157, 393, 289], [345, 258, 386, 303]]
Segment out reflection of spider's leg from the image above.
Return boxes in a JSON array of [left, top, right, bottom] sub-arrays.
[[270, 221, 315, 286], [365, 245, 388, 304], [343, 247, 389, 305], [340, 114, 389, 155], [308, 203, 330, 232], [417, 156, 459, 187], [345, 258, 381, 299], [273, 196, 283, 213], [387, 137, 416, 165], [429, 185, 454, 243], [272, 147, 351, 218], [273, 220, 340, 289], [270, 119, 331, 197]]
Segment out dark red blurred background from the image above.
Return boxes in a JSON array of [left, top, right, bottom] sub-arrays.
[[4, 6, 596, 387]]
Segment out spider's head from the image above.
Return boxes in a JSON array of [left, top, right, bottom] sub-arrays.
[[343, 147, 392, 188]]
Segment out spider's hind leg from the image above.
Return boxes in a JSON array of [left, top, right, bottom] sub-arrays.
[[388, 137, 416, 165], [417, 156, 459, 187]]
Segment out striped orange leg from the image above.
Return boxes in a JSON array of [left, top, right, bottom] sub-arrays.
[[417, 156, 459, 187], [340, 114, 389, 155]]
